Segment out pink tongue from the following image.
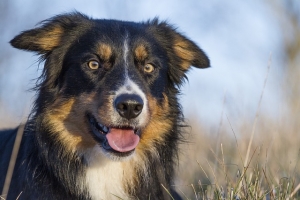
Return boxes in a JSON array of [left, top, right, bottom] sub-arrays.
[[106, 128, 140, 152]]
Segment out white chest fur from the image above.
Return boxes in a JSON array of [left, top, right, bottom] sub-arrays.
[[84, 146, 131, 200]]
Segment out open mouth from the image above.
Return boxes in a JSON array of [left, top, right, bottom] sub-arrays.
[[88, 114, 140, 156]]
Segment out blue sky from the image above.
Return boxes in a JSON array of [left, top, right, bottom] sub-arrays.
[[0, 0, 284, 129]]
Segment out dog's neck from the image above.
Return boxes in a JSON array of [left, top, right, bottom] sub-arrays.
[[83, 146, 130, 199], [83, 146, 150, 200]]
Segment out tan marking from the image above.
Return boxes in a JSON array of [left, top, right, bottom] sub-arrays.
[[134, 44, 148, 61], [173, 37, 195, 70], [136, 93, 172, 155], [44, 93, 98, 153], [97, 43, 112, 61], [37, 26, 64, 51], [122, 149, 150, 196], [122, 94, 172, 195], [97, 94, 114, 125]]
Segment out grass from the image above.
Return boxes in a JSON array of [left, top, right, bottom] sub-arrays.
[[174, 113, 300, 199], [176, 115, 300, 200], [174, 55, 300, 199]]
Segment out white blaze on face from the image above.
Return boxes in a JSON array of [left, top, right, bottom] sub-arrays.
[[83, 34, 151, 199], [112, 35, 149, 126], [123, 34, 129, 78]]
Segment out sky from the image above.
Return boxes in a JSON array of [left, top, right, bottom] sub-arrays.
[[0, 0, 284, 130]]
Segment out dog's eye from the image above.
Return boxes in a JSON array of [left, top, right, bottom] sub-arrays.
[[88, 61, 99, 70], [144, 64, 155, 73]]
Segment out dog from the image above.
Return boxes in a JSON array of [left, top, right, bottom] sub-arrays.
[[0, 12, 209, 200]]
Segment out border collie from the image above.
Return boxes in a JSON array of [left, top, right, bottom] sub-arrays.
[[0, 12, 209, 200]]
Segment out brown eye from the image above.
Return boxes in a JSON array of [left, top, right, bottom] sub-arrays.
[[144, 64, 155, 73], [88, 61, 99, 70]]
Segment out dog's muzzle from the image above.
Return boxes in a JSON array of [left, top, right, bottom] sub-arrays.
[[87, 94, 145, 156]]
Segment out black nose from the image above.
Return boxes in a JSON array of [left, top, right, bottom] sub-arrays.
[[114, 94, 144, 120]]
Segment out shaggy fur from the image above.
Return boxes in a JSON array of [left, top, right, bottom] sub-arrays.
[[0, 12, 209, 200]]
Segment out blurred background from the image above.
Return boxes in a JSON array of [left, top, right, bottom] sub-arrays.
[[0, 0, 299, 198]]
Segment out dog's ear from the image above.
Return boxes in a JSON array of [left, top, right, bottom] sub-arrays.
[[148, 20, 210, 85], [148, 19, 210, 71], [10, 12, 90, 54], [172, 33, 210, 70]]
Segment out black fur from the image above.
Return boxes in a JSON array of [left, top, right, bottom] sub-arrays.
[[0, 12, 209, 200]]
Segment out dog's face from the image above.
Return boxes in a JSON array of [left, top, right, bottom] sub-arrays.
[[11, 13, 209, 161]]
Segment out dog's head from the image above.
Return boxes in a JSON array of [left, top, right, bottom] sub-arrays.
[[11, 12, 209, 161]]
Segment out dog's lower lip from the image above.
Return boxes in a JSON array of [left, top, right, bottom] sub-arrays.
[[102, 140, 111, 150], [134, 129, 141, 136]]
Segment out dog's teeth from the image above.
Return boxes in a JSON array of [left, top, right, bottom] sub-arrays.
[[102, 126, 109, 133], [96, 122, 109, 133]]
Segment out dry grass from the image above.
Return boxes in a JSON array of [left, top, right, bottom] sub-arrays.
[[174, 54, 300, 199], [175, 115, 300, 199], [1, 125, 25, 199]]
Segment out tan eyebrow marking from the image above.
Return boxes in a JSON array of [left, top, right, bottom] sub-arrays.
[[97, 43, 112, 61], [134, 44, 148, 61]]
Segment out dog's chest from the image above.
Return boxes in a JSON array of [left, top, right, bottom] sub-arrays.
[[84, 148, 131, 200]]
